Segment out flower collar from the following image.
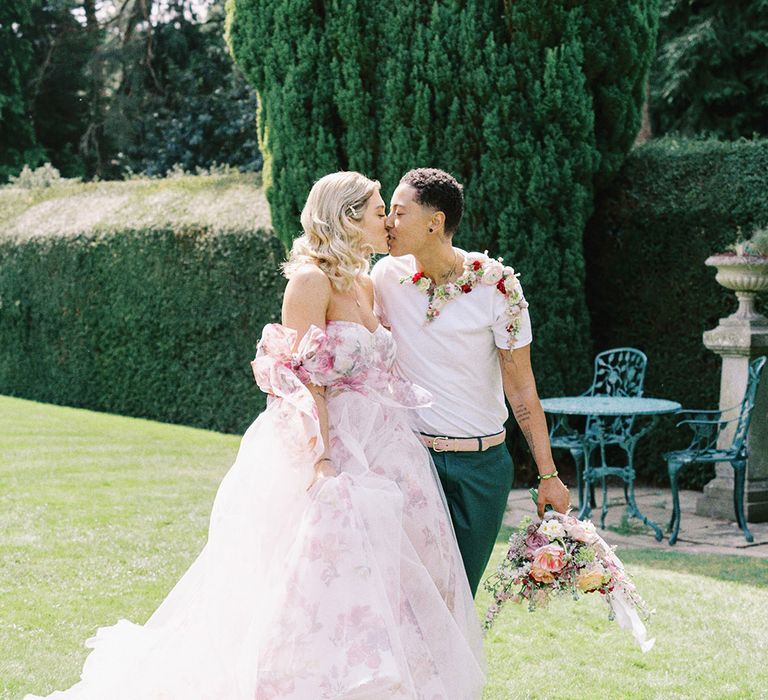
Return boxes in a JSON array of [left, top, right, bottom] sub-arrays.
[[399, 251, 529, 347]]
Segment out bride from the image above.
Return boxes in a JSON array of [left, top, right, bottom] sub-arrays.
[[25, 172, 485, 699]]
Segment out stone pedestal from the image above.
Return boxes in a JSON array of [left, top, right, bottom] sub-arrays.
[[696, 316, 768, 522]]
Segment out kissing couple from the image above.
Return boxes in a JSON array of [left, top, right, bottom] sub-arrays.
[[25, 168, 569, 699]]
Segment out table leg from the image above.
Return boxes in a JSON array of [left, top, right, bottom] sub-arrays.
[[600, 477, 609, 529], [625, 476, 663, 541], [578, 438, 664, 540], [577, 437, 594, 520], [571, 446, 586, 510]]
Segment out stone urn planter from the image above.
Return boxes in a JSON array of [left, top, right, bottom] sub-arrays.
[[705, 253, 768, 326], [699, 241, 768, 524]]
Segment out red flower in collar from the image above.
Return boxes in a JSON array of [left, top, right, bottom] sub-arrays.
[[399, 252, 528, 345]]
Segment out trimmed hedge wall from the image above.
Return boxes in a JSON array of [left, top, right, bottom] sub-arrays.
[[585, 137, 768, 487], [0, 226, 285, 433]]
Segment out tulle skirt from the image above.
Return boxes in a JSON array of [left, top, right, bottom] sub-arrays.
[[25, 389, 485, 699]]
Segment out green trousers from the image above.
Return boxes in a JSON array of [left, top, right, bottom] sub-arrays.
[[429, 443, 514, 596]]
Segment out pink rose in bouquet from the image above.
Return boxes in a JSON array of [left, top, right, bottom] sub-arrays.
[[480, 259, 504, 285], [563, 515, 598, 544]]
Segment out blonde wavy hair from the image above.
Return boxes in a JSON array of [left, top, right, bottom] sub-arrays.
[[282, 171, 381, 291]]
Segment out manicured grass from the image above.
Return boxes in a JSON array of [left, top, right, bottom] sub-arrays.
[[478, 534, 768, 699], [3, 395, 768, 699], [0, 396, 239, 698]]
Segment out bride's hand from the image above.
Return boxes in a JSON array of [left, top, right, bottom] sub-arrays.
[[307, 457, 336, 491]]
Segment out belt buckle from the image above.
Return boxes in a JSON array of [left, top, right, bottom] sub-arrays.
[[431, 436, 450, 452]]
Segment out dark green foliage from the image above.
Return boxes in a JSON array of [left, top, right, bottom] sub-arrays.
[[2, 1, 260, 181], [586, 137, 768, 486], [485, 8, 597, 404], [0, 2, 46, 181], [115, 3, 262, 177], [0, 227, 285, 433], [227, 0, 660, 407], [3, 0, 104, 179], [652, 0, 768, 138], [26, 0, 94, 178]]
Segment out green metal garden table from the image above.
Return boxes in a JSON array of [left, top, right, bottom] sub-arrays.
[[541, 396, 682, 541]]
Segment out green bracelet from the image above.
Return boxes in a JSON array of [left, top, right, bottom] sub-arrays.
[[538, 470, 559, 481]]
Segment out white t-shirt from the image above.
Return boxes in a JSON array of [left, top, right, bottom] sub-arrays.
[[371, 253, 533, 437]]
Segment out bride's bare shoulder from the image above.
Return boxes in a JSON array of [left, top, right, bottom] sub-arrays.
[[285, 264, 331, 293], [283, 265, 332, 322]]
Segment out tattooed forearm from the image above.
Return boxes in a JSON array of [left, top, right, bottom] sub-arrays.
[[521, 425, 537, 454], [513, 402, 532, 424], [498, 345, 552, 465], [513, 402, 536, 453]]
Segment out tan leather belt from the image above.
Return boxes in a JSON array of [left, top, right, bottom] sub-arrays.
[[418, 430, 506, 453]]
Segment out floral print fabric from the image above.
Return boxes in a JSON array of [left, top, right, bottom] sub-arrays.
[[26, 321, 484, 700]]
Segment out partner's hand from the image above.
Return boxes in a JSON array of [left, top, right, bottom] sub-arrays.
[[537, 477, 570, 517], [307, 458, 336, 491]]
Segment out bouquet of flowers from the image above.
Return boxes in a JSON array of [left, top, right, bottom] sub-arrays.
[[483, 497, 655, 652]]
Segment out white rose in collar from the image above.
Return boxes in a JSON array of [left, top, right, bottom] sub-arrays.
[[480, 259, 504, 285]]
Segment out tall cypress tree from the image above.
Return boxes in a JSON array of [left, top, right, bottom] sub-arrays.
[[227, 0, 341, 239], [578, 1, 660, 185], [227, 0, 659, 394]]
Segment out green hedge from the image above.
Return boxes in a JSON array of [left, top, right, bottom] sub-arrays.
[[585, 137, 768, 486], [0, 226, 285, 433]]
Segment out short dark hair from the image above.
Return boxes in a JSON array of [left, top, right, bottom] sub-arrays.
[[400, 168, 464, 235]]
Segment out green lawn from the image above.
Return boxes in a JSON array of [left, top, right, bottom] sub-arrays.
[[2, 395, 767, 700]]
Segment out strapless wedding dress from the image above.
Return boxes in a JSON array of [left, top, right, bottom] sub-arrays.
[[25, 321, 484, 700]]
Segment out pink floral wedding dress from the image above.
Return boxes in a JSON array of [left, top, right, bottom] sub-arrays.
[[26, 321, 485, 700]]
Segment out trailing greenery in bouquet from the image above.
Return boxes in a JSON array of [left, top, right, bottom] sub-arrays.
[[484, 494, 655, 652]]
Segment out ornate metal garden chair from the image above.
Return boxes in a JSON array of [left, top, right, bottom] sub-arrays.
[[665, 355, 766, 545], [548, 347, 648, 509]]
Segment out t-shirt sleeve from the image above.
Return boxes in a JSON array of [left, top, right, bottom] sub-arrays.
[[491, 284, 533, 350], [370, 259, 391, 327]]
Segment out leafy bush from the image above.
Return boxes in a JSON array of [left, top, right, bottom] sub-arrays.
[[0, 185, 284, 433], [7, 163, 66, 189], [117, 3, 262, 178], [0, 2, 47, 182]]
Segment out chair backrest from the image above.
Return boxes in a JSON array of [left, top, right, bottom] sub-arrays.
[[731, 356, 767, 454], [589, 347, 648, 398]]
